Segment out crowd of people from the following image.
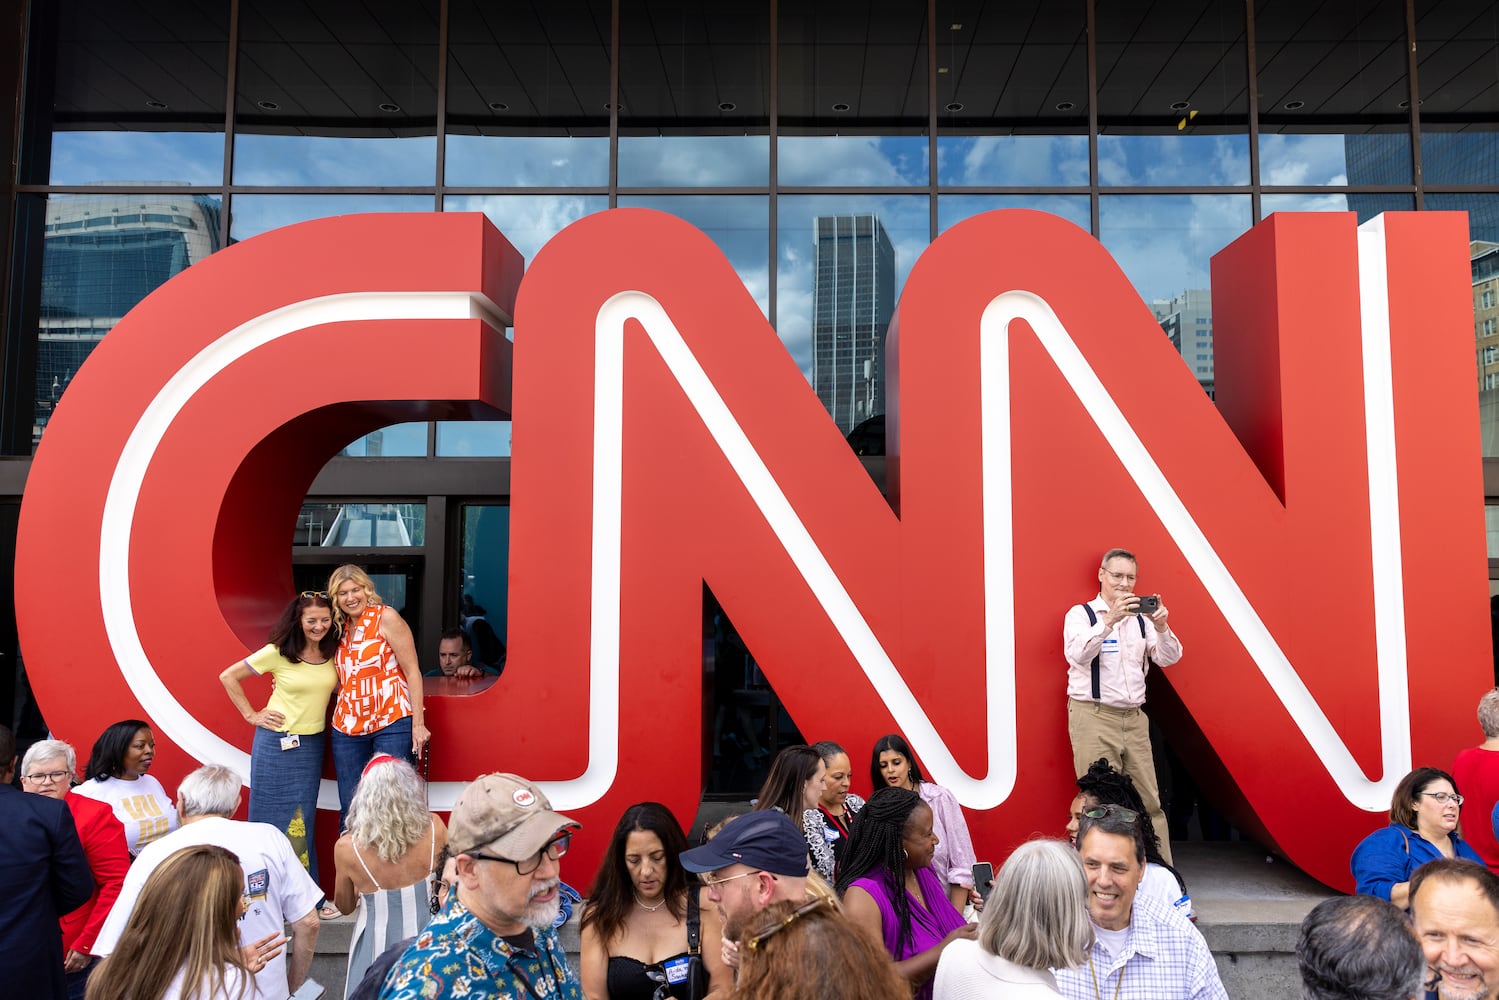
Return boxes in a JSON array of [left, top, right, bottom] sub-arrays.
[[16, 548, 1499, 999]]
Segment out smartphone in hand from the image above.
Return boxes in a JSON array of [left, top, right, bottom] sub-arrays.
[[971, 861, 994, 901]]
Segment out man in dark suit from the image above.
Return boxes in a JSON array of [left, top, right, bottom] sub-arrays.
[[0, 725, 94, 1000]]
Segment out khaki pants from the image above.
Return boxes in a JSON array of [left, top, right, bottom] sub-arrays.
[[1067, 698, 1173, 865]]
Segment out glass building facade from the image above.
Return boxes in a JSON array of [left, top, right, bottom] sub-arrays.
[[2, 0, 1498, 797]]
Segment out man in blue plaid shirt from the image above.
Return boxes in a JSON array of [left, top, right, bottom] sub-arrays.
[[1055, 804, 1228, 1000]]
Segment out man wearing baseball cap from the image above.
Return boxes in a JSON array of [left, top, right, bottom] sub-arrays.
[[679, 810, 812, 968], [379, 773, 582, 1000]]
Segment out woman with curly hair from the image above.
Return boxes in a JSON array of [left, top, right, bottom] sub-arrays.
[[331, 754, 447, 1000], [327, 564, 428, 821], [219, 592, 339, 888], [85, 844, 256, 1000], [1065, 757, 1192, 919], [837, 786, 974, 1000], [581, 802, 730, 999], [733, 897, 908, 1000]]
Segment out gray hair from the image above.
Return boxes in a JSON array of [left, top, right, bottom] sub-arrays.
[[978, 839, 1093, 970], [1100, 548, 1137, 568], [346, 756, 431, 863], [1480, 688, 1499, 739], [1297, 895, 1423, 1000], [21, 738, 76, 778], [176, 765, 243, 817]]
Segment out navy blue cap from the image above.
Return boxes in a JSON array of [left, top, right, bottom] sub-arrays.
[[679, 811, 811, 877]]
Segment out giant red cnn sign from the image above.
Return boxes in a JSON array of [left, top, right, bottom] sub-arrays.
[[15, 208, 1488, 890]]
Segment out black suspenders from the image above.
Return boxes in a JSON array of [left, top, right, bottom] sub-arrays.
[[1080, 604, 1146, 701]]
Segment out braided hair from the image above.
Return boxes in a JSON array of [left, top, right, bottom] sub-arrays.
[[1075, 757, 1187, 895], [836, 786, 924, 957]]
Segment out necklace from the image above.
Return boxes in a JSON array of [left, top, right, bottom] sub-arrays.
[[634, 892, 667, 912], [1087, 955, 1123, 1000]]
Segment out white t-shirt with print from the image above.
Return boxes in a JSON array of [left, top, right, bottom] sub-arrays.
[[95, 817, 322, 1000], [72, 773, 179, 855]]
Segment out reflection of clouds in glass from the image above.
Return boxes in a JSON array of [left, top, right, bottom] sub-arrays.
[[50, 132, 224, 186], [229, 194, 433, 241], [1262, 192, 1351, 214], [617, 195, 769, 319], [779, 136, 928, 186], [618, 136, 769, 187], [233, 135, 437, 186], [436, 421, 510, 456], [937, 135, 1089, 186], [1259, 135, 1349, 186], [1098, 134, 1250, 186], [938, 194, 1091, 234], [1099, 194, 1251, 304], [777, 195, 929, 379], [444, 194, 607, 262], [445, 135, 609, 187]]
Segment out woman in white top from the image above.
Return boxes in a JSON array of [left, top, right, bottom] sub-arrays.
[[934, 839, 1093, 1000], [74, 719, 179, 857], [332, 754, 447, 1000], [85, 843, 260, 1000]]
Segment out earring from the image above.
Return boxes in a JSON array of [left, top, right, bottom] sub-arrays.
[[902, 848, 909, 859]]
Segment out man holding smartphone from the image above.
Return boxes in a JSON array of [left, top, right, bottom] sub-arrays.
[[1063, 548, 1181, 864]]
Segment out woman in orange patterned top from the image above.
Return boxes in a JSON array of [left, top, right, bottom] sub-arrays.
[[327, 564, 429, 823]]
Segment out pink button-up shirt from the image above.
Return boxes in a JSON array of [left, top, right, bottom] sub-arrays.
[[1063, 595, 1182, 708]]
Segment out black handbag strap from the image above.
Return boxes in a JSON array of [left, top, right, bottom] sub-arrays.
[[686, 884, 701, 954], [1081, 603, 1146, 701]]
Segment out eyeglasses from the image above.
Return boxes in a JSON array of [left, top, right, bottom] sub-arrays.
[[1422, 791, 1465, 806], [1082, 804, 1141, 824], [23, 770, 71, 784], [744, 898, 832, 952], [470, 832, 571, 875], [299, 591, 328, 598], [699, 868, 765, 888]]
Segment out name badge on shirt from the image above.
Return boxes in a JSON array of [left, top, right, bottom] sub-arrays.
[[279, 733, 301, 751], [1101, 638, 1119, 652], [662, 955, 692, 985]]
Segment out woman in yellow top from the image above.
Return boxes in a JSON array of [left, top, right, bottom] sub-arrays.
[[220, 592, 339, 887], [327, 564, 428, 823]]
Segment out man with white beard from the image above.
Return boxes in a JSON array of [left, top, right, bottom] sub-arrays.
[[379, 773, 582, 1000], [1411, 859, 1499, 1000]]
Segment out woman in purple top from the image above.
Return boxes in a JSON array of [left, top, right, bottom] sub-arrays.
[[837, 787, 976, 1000], [871, 733, 978, 909]]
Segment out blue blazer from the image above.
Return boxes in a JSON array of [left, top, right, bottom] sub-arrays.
[[0, 784, 95, 999]]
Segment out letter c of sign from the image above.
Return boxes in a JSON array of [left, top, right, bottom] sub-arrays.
[[16, 213, 523, 810]]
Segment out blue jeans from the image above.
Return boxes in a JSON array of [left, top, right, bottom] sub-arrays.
[[330, 716, 415, 829], [249, 727, 326, 883]]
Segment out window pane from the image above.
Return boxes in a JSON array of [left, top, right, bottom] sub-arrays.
[[1099, 195, 1252, 391], [618, 2, 770, 187], [616, 196, 770, 318], [938, 195, 1090, 234], [34, 193, 224, 449], [445, 0, 611, 187], [777, 196, 928, 434], [297, 502, 426, 546], [1415, 3, 1499, 186], [436, 422, 511, 457], [1431, 196, 1499, 456], [780, 136, 929, 187], [228, 195, 434, 242], [1261, 192, 1414, 223], [337, 424, 428, 458], [460, 505, 511, 647], [1096, 0, 1250, 186], [233, 0, 439, 186], [31, 0, 229, 185], [937, 135, 1089, 187], [1257, 0, 1411, 187]]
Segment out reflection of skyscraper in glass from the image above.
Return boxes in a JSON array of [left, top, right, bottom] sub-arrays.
[[1152, 289, 1214, 398], [37, 192, 222, 445], [811, 214, 895, 434]]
